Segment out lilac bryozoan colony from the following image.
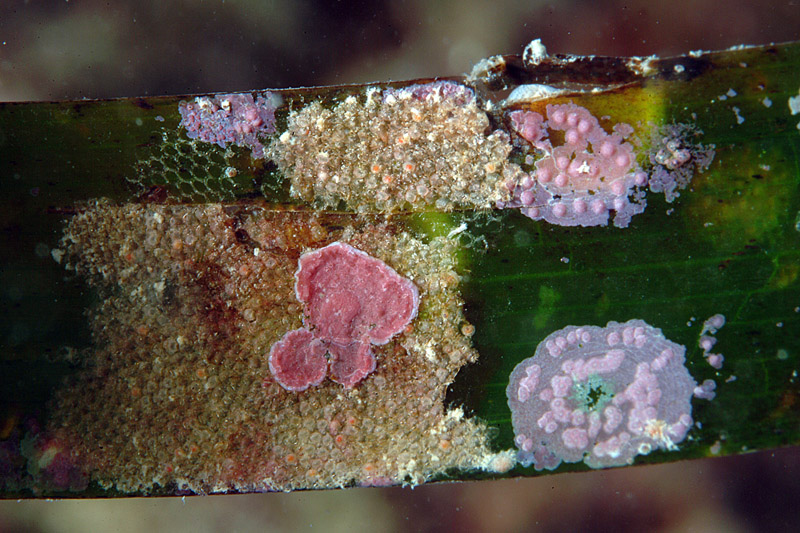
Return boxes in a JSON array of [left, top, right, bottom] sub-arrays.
[[503, 104, 715, 227], [507, 320, 697, 470], [503, 104, 648, 228], [698, 313, 726, 371], [179, 92, 277, 159], [691, 313, 727, 400]]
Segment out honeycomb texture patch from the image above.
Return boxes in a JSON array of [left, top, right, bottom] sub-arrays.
[[133, 130, 248, 203]]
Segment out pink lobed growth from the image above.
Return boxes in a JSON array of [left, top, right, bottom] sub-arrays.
[[328, 340, 377, 388], [698, 335, 717, 352], [178, 92, 276, 158], [504, 103, 648, 228], [705, 353, 724, 369], [701, 314, 726, 335], [295, 242, 419, 346], [268, 328, 328, 392], [507, 319, 698, 471], [268, 242, 419, 391]]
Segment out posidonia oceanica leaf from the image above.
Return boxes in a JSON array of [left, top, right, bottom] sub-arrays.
[[0, 41, 798, 497]]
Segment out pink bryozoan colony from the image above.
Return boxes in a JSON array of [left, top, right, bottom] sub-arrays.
[[268, 329, 328, 391], [507, 319, 698, 470], [179, 92, 277, 158], [269, 242, 419, 390], [503, 104, 648, 228]]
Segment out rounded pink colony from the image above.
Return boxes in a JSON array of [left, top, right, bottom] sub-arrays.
[[327, 340, 377, 388], [507, 319, 697, 470], [296, 242, 419, 347], [698, 313, 726, 369], [505, 103, 647, 228], [693, 379, 717, 401], [509, 110, 547, 146], [701, 314, 726, 336], [268, 242, 419, 391], [268, 328, 328, 391]]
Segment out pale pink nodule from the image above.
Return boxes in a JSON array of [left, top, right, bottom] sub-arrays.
[[504, 103, 647, 228]]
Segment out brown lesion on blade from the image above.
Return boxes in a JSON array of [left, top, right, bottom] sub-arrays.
[[470, 47, 713, 104]]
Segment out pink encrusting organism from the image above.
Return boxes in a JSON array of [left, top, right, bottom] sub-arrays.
[[503, 104, 648, 228], [268, 242, 419, 390], [178, 92, 277, 158], [507, 319, 698, 470], [701, 313, 726, 335], [268, 329, 328, 392], [295, 242, 420, 348]]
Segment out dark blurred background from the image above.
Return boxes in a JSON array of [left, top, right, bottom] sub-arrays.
[[2, 0, 799, 101], [1, 1, 800, 531]]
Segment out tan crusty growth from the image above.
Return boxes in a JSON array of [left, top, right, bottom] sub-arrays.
[[50, 201, 506, 493], [272, 82, 519, 212]]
